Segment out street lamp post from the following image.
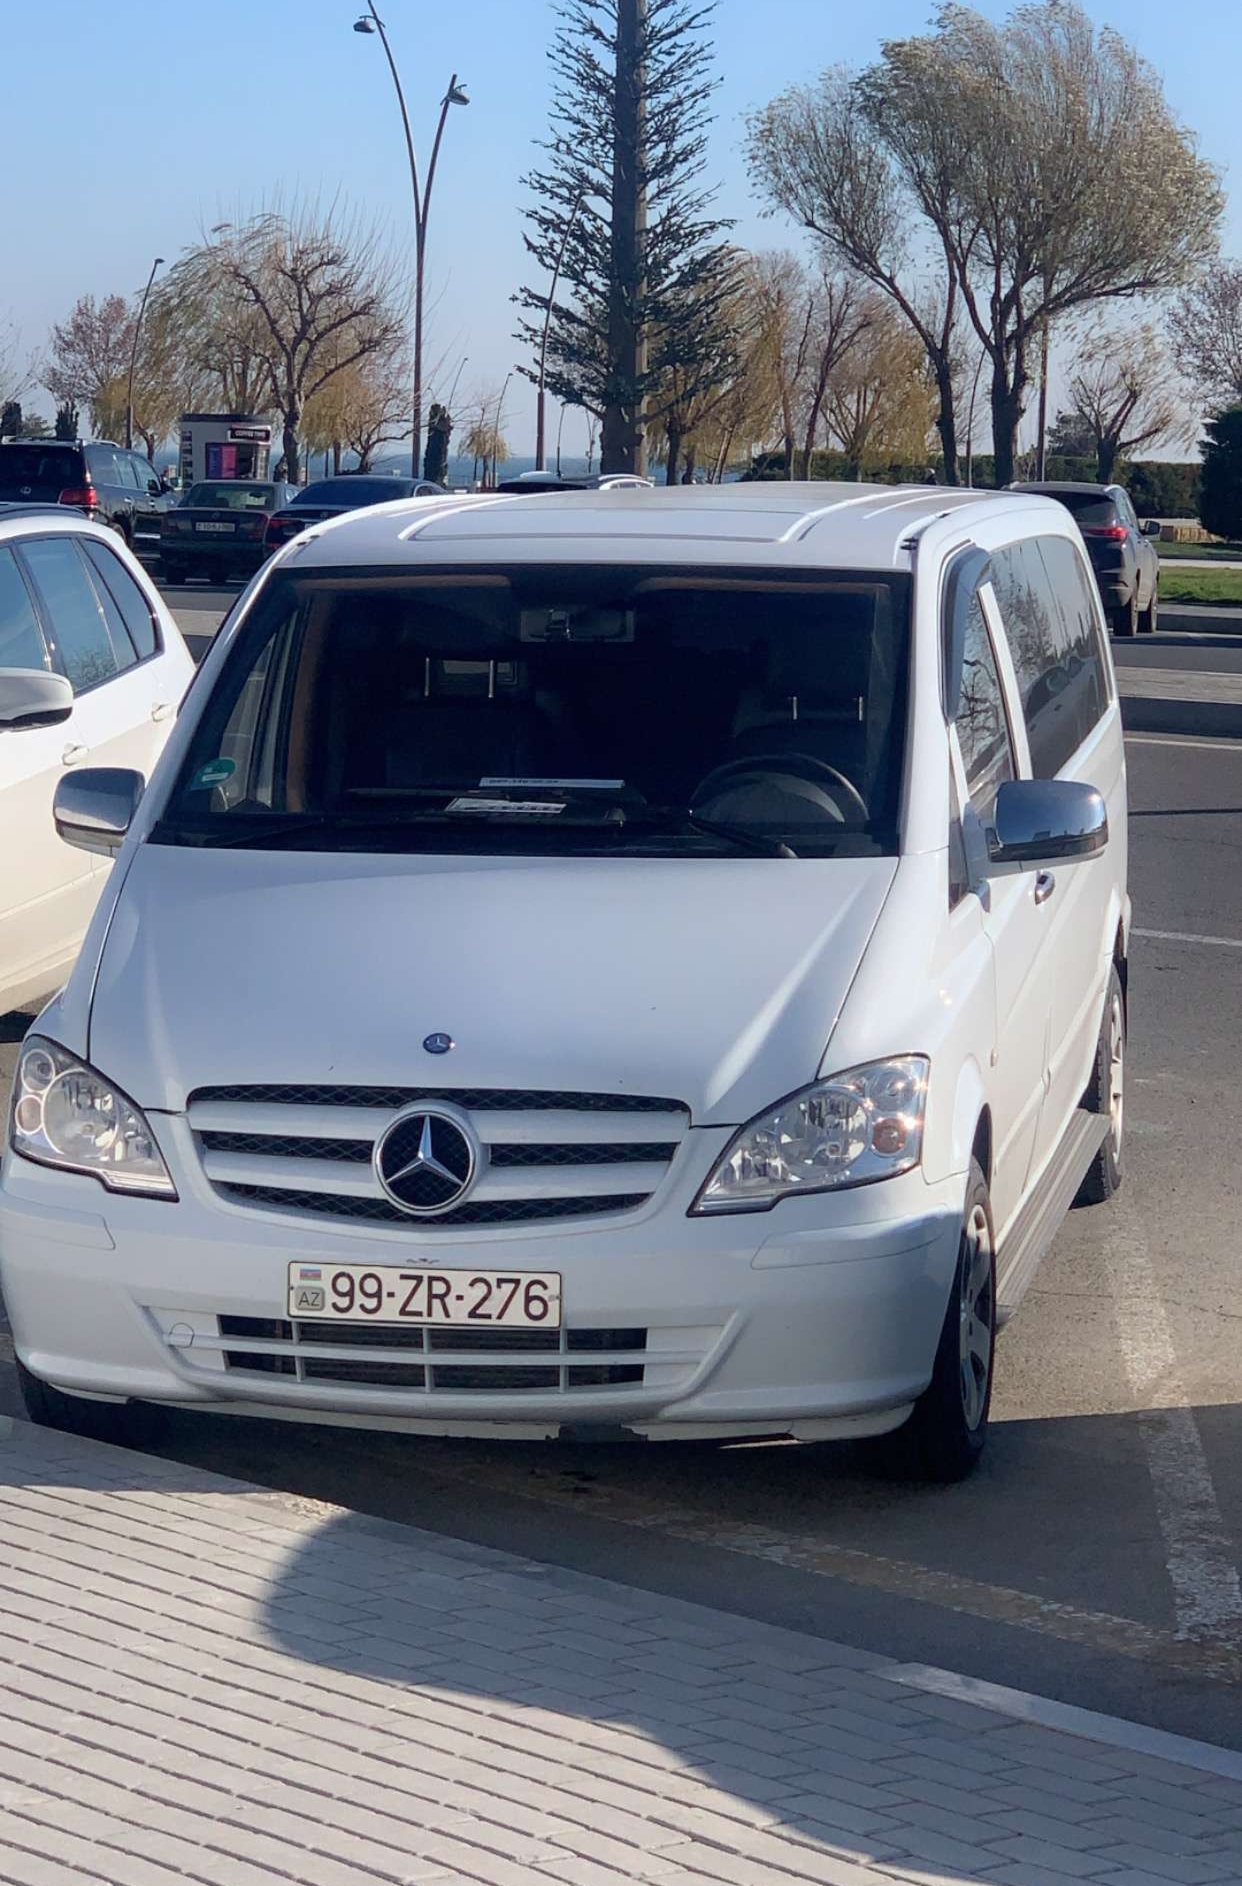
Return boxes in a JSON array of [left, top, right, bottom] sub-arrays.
[[491, 370, 513, 487], [125, 256, 164, 454], [354, 10, 468, 478]]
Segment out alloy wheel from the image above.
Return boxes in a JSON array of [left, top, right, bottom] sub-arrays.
[[958, 1204, 994, 1431]]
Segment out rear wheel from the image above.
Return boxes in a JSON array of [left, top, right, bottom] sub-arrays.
[[885, 1160, 996, 1483], [1075, 965, 1126, 1206], [17, 1358, 164, 1449], [161, 557, 187, 585], [1138, 587, 1159, 634], [1110, 594, 1138, 637]]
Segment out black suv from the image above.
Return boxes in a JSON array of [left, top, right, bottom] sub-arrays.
[[1011, 481, 1161, 635], [0, 439, 173, 560]]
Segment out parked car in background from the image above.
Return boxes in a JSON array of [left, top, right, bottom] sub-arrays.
[[0, 441, 173, 558], [1, 483, 1127, 1483], [160, 480, 298, 584], [263, 473, 447, 555], [0, 503, 194, 1016], [495, 471, 653, 494], [1010, 481, 1160, 636]]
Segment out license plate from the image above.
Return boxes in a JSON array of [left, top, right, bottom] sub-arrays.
[[287, 1262, 562, 1328], [195, 520, 234, 533]]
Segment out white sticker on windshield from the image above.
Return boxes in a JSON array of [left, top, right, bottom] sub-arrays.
[[478, 778, 624, 790], [446, 797, 565, 817]]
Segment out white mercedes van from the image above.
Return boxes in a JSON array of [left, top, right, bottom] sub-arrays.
[[1, 483, 1128, 1480]]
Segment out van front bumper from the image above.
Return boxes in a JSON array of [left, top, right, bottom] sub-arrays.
[[0, 1150, 966, 1442]]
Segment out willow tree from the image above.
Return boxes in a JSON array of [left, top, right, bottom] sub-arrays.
[[515, 0, 735, 474], [750, 1, 1223, 488]]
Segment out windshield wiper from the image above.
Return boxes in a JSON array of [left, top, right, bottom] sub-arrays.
[[641, 809, 797, 859]]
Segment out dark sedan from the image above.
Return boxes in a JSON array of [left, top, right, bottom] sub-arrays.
[[161, 480, 298, 583], [263, 473, 447, 554], [1011, 480, 1161, 635]]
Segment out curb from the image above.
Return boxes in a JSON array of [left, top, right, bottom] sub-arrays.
[[1161, 605, 1242, 637], [884, 1663, 1242, 1782]]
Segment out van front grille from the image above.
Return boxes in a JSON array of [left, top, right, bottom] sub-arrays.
[[188, 1085, 689, 1233]]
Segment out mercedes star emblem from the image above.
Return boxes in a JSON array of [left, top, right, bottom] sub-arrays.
[[374, 1105, 478, 1216]]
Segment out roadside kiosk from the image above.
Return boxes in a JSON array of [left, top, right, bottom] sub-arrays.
[[178, 414, 273, 488]]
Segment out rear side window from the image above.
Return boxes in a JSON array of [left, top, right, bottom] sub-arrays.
[[18, 536, 134, 690], [1036, 534, 1111, 720], [988, 537, 1105, 777], [81, 538, 160, 660], [0, 547, 51, 671], [85, 445, 124, 486]]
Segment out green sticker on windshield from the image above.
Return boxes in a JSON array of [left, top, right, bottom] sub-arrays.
[[192, 758, 236, 790]]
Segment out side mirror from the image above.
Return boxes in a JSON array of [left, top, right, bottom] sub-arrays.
[[987, 778, 1108, 870], [53, 767, 145, 858], [1141, 518, 1162, 538], [0, 668, 74, 732]]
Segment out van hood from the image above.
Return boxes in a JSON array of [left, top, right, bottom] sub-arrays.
[[89, 847, 897, 1125]]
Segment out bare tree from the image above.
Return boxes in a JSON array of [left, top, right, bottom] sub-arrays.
[[42, 294, 134, 435], [1062, 320, 1193, 482], [1169, 261, 1242, 410], [749, 4, 1222, 490], [162, 207, 406, 482], [748, 71, 965, 481], [1, 316, 35, 411]]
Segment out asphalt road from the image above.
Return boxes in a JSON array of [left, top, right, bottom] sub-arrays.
[[3, 583, 1242, 1751]]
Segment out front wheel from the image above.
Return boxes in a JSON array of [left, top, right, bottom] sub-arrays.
[[896, 1160, 996, 1482], [17, 1357, 164, 1449], [1138, 588, 1159, 635], [1110, 595, 1138, 638], [1075, 964, 1125, 1206]]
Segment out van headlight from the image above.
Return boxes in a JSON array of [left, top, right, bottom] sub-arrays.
[[9, 1037, 176, 1197], [691, 1056, 929, 1214]]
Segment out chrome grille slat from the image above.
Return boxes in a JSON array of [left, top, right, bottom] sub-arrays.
[[189, 1085, 689, 1231]]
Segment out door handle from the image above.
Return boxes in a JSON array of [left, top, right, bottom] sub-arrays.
[[61, 743, 90, 767], [150, 701, 173, 723], [1034, 870, 1056, 905]]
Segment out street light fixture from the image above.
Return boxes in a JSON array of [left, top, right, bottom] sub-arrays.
[[125, 255, 164, 454], [353, 6, 469, 477]]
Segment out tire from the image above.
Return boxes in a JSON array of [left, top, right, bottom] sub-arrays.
[[1110, 594, 1137, 637], [1138, 587, 1159, 635], [17, 1357, 164, 1449], [113, 518, 133, 550], [161, 558, 187, 585], [888, 1159, 997, 1483], [1074, 964, 1125, 1206]]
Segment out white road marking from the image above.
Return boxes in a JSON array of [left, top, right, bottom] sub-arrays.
[[1135, 927, 1242, 951], [1126, 733, 1242, 753], [1102, 1218, 1242, 1642]]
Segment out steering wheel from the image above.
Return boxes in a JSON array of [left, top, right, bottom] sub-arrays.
[[693, 753, 870, 825]]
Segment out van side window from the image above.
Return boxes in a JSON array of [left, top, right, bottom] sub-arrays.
[[1036, 533, 1111, 724], [955, 591, 1014, 822], [989, 538, 1087, 778]]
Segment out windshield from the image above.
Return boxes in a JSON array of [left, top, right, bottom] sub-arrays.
[[157, 565, 910, 858], [291, 477, 412, 507], [183, 482, 278, 509]]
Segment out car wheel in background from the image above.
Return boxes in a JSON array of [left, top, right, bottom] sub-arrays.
[[1138, 589, 1159, 634], [1074, 964, 1126, 1206], [1110, 595, 1138, 637], [161, 557, 187, 584]]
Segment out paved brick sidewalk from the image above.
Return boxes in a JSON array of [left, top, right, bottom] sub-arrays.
[[3, 1418, 1242, 1886]]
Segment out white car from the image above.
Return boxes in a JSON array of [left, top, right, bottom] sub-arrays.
[[0, 506, 195, 1017], [0, 483, 1128, 1481]]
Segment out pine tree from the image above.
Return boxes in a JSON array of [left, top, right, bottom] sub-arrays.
[[1199, 405, 1242, 542], [515, 0, 736, 474]]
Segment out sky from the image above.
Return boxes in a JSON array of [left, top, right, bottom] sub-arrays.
[[3, 0, 1239, 463]]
